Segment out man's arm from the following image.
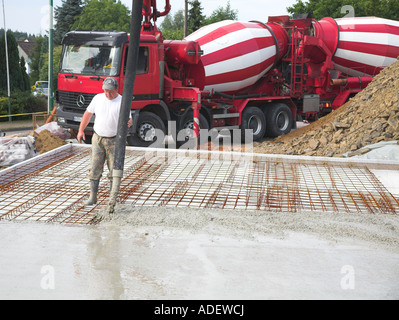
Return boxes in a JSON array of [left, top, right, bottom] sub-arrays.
[[77, 111, 94, 143]]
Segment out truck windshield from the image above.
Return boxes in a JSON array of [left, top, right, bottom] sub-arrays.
[[60, 45, 121, 76]]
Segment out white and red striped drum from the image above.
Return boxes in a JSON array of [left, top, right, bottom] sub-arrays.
[[184, 16, 399, 93], [315, 17, 399, 77], [185, 20, 288, 94]]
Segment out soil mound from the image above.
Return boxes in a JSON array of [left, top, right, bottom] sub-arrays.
[[254, 59, 399, 157], [32, 129, 67, 154]]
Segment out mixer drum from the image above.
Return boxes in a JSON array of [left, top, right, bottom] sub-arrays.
[[185, 20, 287, 94], [316, 17, 399, 77]]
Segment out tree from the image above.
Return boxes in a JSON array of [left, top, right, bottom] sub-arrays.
[[29, 35, 48, 85], [39, 46, 63, 91], [160, 0, 239, 40], [203, 1, 238, 25], [71, 0, 131, 32], [173, 9, 185, 31], [0, 29, 35, 41], [0, 31, 30, 93], [20, 57, 31, 91], [54, 0, 84, 45], [287, 0, 399, 20], [160, 9, 185, 40], [188, 0, 205, 34]]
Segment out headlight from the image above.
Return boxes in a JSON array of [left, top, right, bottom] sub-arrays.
[[58, 117, 66, 123]]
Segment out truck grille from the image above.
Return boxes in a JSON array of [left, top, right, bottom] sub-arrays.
[[57, 91, 96, 112]]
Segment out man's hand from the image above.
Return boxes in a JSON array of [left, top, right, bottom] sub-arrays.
[[128, 118, 133, 128], [77, 130, 85, 143], [77, 111, 93, 143]]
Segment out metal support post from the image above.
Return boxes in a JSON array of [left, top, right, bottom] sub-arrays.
[[48, 0, 54, 113]]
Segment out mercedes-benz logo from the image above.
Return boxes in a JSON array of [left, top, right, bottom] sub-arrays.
[[76, 94, 86, 108]]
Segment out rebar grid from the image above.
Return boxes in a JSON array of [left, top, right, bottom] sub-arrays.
[[0, 144, 398, 225]]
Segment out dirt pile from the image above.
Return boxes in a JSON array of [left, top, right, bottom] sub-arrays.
[[32, 129, 67, 154], [254, 59, 399, 157]]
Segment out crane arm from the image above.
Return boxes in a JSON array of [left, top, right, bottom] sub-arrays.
[[142, 0, 171, 24]]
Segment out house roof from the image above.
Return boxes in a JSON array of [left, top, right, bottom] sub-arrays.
[[17, 39, 35, 57]]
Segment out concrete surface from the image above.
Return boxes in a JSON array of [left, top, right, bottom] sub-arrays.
[[1, 206, 398, 300]]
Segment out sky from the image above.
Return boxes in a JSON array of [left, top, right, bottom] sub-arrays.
[[1, 0, 299, 36]]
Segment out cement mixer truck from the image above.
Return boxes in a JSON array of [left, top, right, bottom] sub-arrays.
[[56, 0, 399, 146]]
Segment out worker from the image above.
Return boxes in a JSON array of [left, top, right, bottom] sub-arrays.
[[77, 77, 132, 205]]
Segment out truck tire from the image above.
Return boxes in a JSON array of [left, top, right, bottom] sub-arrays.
[[127, 112, 166, 147], [240, 106, 266, 142], [265, 103, 293, 138], [177, 111, 209, 147], [178, 111, 209, 133]]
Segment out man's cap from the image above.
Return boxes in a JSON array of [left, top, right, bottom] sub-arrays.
[[102, 77, 118, 90]]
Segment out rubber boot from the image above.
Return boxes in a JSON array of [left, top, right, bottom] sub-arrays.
[[85, 180, 99, 205]]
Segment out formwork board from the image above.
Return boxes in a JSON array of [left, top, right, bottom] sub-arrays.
[[0, 144, 398, 224]]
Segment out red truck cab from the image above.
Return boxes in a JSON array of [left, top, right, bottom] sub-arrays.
[[56, 30, 166, 145]]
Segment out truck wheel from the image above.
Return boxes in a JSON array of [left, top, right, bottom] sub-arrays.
[[265, 103, 293, 138], [177, 111, 209, 147], [240, 106, 266, 142], [127, 112, 166, 147]]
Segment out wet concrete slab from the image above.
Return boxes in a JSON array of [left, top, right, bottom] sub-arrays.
[[1, 216, 398, 300]]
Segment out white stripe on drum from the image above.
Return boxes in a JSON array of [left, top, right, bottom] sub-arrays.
[[204, 46, 276, 77], [339, 32, 399, 47], [335, 48, 397, 67], [204, 65, 273, 92], [185, 20, 237, 41], [200, 28, 273, 56], [336, 17, 399, 28]]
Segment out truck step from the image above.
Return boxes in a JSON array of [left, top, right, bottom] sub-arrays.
[[213, 125, 240, 131], [212, 113, 240, 119]]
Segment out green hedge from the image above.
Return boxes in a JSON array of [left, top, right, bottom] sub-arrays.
[[0, 91, 47, 121]]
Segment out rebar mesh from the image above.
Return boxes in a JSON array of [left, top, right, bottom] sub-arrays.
[[0, 144, 398, 224]]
